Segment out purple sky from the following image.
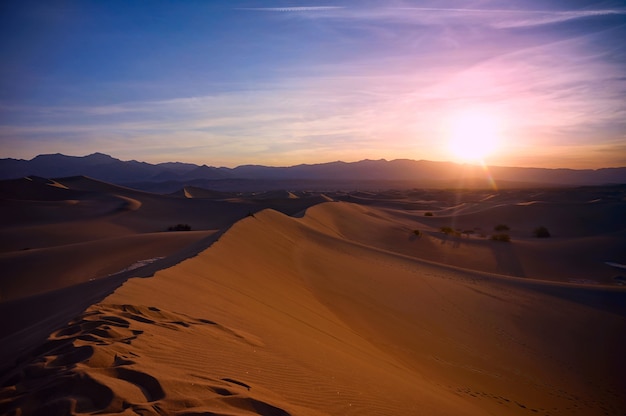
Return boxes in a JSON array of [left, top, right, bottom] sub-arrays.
[[1, 0, 625, 168]]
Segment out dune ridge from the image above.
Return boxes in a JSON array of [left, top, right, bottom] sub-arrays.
[[2, 200, 625, 415], [0, 176, 330, 297], [0, 176, 332, 379]]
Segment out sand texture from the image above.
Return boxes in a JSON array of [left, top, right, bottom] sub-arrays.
[[1, 179, 625, 415]]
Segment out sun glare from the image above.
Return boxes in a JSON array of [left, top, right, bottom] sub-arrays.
[[447, 110, 500, 163]]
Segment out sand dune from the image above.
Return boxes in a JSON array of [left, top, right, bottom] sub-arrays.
[[294, 200, 625, 283], [0, 176, 78, 201], [0, 176, 333, 366], [428, 200, 626, 238], [2, 196, 625, 415], [0, 175, 330, 280], [177, 186, 237, 200], [0, 230, 217, 301]]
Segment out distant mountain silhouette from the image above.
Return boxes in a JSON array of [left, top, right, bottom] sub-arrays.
[[1, 153, 625, 191], [0, 153, 171, 183]]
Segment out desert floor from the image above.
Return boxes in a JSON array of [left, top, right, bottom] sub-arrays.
[[1, 177, 625, 415]]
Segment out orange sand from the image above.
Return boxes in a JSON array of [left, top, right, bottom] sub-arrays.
[[1, 179, 625, 415]]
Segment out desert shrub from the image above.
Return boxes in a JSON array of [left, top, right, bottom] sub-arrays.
[[533, 226, 551, 238], [413, 229, 422, 237], [168, 223, 191, 231], [491, 233, 511, 242], [494, 224, 510, 232], [440, 226, 462, 237], [424, 212, 434, 217]]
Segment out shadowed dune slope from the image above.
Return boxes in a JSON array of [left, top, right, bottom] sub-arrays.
[[429, 200, 626, 238], [299, 201, 626, 283], [2, 202, 624, 415], [178, 186, 237, 199], [0, 230, 217, 302], [0, 176, 76, 201]]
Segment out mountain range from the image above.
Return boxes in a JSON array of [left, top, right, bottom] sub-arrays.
[[1, 152, 625, 192]]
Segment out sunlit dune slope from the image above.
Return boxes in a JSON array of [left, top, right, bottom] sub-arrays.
[[3, 201, 624, 415]]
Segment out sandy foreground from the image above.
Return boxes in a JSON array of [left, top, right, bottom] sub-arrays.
[[1, 177, 625, 415]]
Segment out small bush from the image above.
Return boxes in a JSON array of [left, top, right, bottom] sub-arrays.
[[413, 229, 422, 237], [533, 226, 551, 238], [491, 233, 511, 242], [494, 224, 510, 232], [424, 212, 434, 217], [168, 223, 191, 231], [440, 226, 455, 235], [440, 226, 462, 237]]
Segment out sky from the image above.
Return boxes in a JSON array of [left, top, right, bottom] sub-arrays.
[[1, 0, 625, 168]]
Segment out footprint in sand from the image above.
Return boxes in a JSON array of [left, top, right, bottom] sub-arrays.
[[0, 303, 282, 416], [111, 367, 165, 402]]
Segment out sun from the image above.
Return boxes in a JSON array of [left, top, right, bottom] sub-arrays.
[[446, 110, 500, 163]]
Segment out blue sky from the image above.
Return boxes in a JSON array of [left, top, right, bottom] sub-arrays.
[[1, 0, 625, 168]]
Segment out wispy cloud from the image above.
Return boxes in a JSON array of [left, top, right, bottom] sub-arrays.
[[492, 9, 626, 29], [386, 6, 626, 29], [236, 6, 345, 12], [242, 5, 626, 30]]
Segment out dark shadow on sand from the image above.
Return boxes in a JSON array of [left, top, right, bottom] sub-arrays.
[[490, 242, 525, 278]]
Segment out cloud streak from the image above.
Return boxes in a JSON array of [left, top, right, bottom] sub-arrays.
[[242, 5, 626, 30], [383, 6, 626, 29], [492, 9, 626, 29], [236, 6, 345, 12]]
